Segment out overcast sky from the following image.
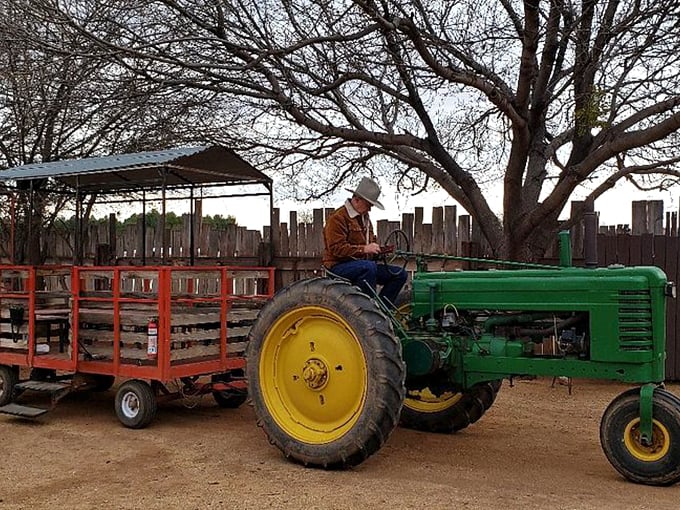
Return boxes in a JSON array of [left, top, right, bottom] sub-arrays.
[[196, 178, 679, 232], [89, 174, 678, 232]]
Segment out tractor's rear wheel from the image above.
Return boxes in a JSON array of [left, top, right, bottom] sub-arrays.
[[246, 278, 406, 468], [600, 387, 680, 485], [400, 380, 502, 433], [393, 298, 501, 433]]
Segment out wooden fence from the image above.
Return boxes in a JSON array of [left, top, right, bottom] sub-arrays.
[[38, 203, 480, 266], [3, 199, 680, 379], [44, 213, 267, 266], [38, 199, 675, 263]]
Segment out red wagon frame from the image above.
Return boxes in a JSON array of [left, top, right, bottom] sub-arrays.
[[0, 263, 274, 426], [0, 146, 276, 427]]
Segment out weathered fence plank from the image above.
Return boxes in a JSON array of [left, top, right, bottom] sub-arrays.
[[432, 207, 444, 254], [413, 207, 424, 253], [289, 211, 298, 257], [444, 205, 457, 256], [271, 208, 281, 257], [632, 201, 647, 235]]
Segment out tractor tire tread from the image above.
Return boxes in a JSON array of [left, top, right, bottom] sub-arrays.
[[600, 387, 680, 486], [400, 380, 502, 433], [247, 278, 405, 469]]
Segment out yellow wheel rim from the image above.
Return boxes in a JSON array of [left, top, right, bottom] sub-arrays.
[[623, 418, 671, 462], [405, 388, 463, 413], [396, 302, 464, 414], [259, 305, 367, 444]]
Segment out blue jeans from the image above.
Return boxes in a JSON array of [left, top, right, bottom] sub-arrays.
[[329, 260, 407, 306]]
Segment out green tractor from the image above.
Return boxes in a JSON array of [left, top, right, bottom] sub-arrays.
[[246, 232, 680, 486]]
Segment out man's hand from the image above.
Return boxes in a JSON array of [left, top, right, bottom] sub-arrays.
[[363, 242, 381, 255]]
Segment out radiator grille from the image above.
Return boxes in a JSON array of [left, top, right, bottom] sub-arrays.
[[617, 290, 653, 350]]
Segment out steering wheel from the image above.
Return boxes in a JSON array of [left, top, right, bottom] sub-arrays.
[[380, 229, 410, 274]]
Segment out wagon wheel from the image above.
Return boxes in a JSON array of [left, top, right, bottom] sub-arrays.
[[381, 229, 410, 275], [115, 379, 157, 429], [211, 371, 248, 408], [89, 374, 116, 392], [0, 365, 18, 406], [213, 389, 248, 408], [600, 387, 680, 485], [246, 278, 405, 468], [394, 299, 502, 433], [29, 368, 57, 382]]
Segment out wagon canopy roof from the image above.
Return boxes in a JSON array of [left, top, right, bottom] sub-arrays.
[[0, 145, 271, 194]]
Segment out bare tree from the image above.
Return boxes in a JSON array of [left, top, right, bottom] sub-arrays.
[[0, 0, 242, 262], [25, 0, 680, 259]]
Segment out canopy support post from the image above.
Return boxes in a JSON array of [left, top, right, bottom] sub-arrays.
[[142, 190, 147, 266], [190, 187, 195, 266]]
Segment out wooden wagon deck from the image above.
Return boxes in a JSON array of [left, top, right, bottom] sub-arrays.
[[0, 264, 274, 380]]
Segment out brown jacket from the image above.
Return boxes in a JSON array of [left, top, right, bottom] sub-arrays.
[[323, 201, 376, 267]]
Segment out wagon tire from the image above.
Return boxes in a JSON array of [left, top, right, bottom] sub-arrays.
[[115, 379, 157, 429], [247, 278, 406, 468], [211, 371, 248, 408], [0, 365, 18, 406], [212, 390, 248, 408], [29, 368, 57, 382], [90, 374, 116, 392]]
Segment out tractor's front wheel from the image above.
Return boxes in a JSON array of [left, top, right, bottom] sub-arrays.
[[400, 380, 502, 433], [246, 278, 406, 468], [600, 387, 680, 485]]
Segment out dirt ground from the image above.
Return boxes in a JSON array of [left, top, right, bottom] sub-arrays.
[[1, 377, 679, 510]]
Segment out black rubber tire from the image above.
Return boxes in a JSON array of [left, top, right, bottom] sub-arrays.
[[211, 371, 248, 408], [29, 368, 57, 382], [213, 390, 248, 408], [0, 365, 18, 406], [246, 277, 406, 468], [600, 387, 680, 486], [114, 379, 157, 429], [90, 374, 116, 392], [489, 379, 503, 393], [393, 298, 502, 433], [211, 369, 248, 409], [400, 380, 501, 433]]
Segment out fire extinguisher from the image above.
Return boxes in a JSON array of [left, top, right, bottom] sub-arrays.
[[147, 318, 158, 359]]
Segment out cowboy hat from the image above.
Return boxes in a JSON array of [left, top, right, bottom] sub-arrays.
[[346, 176, 384, 210]]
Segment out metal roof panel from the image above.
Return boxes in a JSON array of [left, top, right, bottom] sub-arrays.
[[0, 145, 271, 193]]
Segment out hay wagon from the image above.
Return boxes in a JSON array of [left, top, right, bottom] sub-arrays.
[[0, 146, 275, 427]]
